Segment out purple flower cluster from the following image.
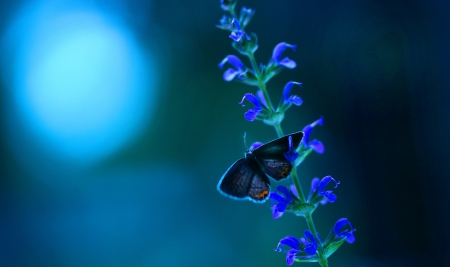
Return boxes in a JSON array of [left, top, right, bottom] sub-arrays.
[[309, 176, 340, 205], [275, 231, 318, 265], [270, 185, 295, 219]]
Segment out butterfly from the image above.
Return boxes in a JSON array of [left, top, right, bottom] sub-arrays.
[[217, 131, 304, 203]]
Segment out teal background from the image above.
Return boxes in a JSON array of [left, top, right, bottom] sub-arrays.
[[1, 0, 449, 266]]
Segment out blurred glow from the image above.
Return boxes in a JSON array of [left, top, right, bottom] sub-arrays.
[[2, 1, 157, 165]]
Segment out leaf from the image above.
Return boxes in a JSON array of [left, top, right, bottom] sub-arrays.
[[323, 238, 346, 258]]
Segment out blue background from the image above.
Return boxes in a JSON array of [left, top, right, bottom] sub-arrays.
[[1, 0, 449, 266]]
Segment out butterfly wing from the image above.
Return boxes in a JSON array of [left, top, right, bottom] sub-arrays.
[[217, 158, 270, 203], [252, 131, 304, 181]]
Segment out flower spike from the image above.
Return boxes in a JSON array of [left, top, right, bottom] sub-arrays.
[[239, 93, 262, 121]]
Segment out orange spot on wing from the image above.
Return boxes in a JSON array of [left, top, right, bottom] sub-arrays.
[[280, 167, 291, 178], [256, 189, 269, 199]]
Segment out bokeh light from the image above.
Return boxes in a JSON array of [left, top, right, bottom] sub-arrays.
[[1, 1, 156, 175]]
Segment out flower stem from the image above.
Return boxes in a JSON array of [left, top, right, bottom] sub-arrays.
[[290, 168, 306, 202], [305, 213, 329, 267], [247, 52, 276, 112], [247, 41, 329, 267], [318, 257, 329, 267], [229, 9, 238, 19], [273, 123, 284, 137], [276, 123, 328, 266]]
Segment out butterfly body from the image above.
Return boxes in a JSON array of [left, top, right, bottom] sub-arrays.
[[217, 131, 304, 203]]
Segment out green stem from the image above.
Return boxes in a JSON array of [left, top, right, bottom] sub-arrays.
[[305, 213, 319, 243], [273, 123, 284, 137], [275, 124, 329, 267], [229, 9, 238, 20], [318, 257, 329, 267], [305, 213, 329, 267], [290, 168, 306, 202], [247, 53, 276, 112], [246, 41, 329, 267]]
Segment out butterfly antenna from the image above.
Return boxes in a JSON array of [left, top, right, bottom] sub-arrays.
[[243, 132, 248, 150]]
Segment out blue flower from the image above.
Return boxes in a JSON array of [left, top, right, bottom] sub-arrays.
[[278, 81, 303, 111], [333, 218, 356, 244], [311, 176, 340, 203], [271, 42, 297, 69], [256, 90, 268, 108], [238, 93, 263, 121], [239, 7, 255, 28], [229, 19, 246, 42], [270, 185, 294, 219], [218, 55, 246, 81], [275, 231, 318, 265], [302, 116, 325, 153], [284, 136, 299, 162], [216, 15, 234, 31]]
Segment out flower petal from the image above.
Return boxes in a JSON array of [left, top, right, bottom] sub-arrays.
[[334, 218, 352, 237], [302, 116, 324, 145], [304, 230, 316, 244], [240, 6, 255, 27], [279, 57, 297, 68], [284, 151, 299, 163], [346, 232, 356, 243], [284, 135, 299, 162], [244, 108, 261, 121], [239, 93, 261, 108], [223, 68, 240, 81], [288, 95, 303, 106], [311, 116, 324, 128], [270, 192, 286, 203], [218, 55, 245, 71], [272, 206, 284, 219], [303, 231, 318, 255], [276, 185, 291, 198], [256, 90, 268, 108], [282, 81, 302, 103], [289, 184, 299, 198], [276, 202, 288, 213], [286, 249, 297, 265], [229, 19, 246, 42], [304, 245, 317, 255], [308, 139, 324, 154], [279, 236, 300, 250], [230, 30, 245, 42], [272, 42, 297, 62], [323, 191, 337, 202], [318, 176, 332, 192], [311, 178, 320, 192]]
